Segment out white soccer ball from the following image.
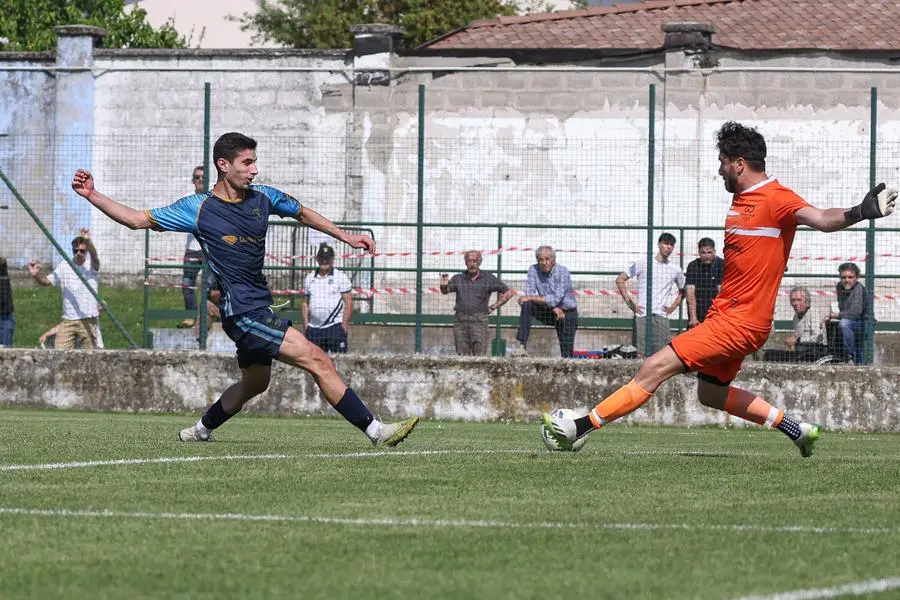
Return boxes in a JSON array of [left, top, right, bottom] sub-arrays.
[[541, 408, 588, 452]]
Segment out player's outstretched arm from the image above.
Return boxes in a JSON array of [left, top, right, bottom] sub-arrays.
[[71, 169, 153, 230], [797, 182, 897, 232], [298, 206, 376, 254]]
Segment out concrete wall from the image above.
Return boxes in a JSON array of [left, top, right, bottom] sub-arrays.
[[1, 348, 898, 431], [2, 31, 899, 324]]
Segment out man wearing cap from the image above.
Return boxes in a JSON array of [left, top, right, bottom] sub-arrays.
[[303, 243, 353, 353]]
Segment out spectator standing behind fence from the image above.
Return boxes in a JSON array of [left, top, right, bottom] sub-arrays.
[[0, 257, 13, 347], [40, 305, 105, 349], [177, 165, 207, 329], [440, 250, 514, 356], [303, 244, 353, 353], [824, 262, 871, 364], [513, 246, 578, 358], [28, 228, 101, 349], [763, 286, 828, 363], [685, 238, 724, 328], [617, 232, 685, 357]]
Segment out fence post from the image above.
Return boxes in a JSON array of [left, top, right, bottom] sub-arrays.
[[491, 225, 507, 356], [644, 83, 657, 355], [143, 230, 150, 347], [198, 82, 212, 351], [415, 84, 425, 353], [865, 86, 877, 364]]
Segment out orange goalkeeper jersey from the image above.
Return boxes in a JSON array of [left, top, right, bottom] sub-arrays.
[[713, 177, 809, 330]]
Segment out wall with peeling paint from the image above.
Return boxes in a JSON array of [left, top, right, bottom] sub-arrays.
[[1, 349, 897, 432]]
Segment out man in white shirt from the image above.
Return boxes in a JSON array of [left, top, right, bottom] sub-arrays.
[[28, 228, 101, 349], [302, 244, 353, 353], [617, 232, 685, 357]]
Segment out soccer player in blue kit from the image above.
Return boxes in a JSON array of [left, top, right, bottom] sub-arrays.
[[70, 132, 419, 446]]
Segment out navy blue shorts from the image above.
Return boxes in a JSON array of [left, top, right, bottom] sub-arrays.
[[305, 323, 348, 353], [222, 307, 292, 368]]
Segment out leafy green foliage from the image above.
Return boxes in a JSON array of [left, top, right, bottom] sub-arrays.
[[0, 0, 187, 52], [235, 0, 518, 49]]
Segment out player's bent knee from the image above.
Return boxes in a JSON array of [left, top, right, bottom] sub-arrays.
[[241, 366, 272, 397], [278, 332, 336, 374], [245, 378, 270, 397], [634, 346, 684, 391]]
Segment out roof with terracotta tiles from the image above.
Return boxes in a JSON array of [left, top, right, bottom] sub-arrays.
[[420, 0, 900, 51]]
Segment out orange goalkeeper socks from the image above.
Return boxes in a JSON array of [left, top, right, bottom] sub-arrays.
[[587, 380, 653, 429], [723, 386, 784, 427]]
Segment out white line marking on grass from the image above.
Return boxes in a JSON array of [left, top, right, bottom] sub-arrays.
[[1, 507, 899, 537], [623, 451, 751, 457], [733, 577, 900, 600], [0, 449, 530, 472]]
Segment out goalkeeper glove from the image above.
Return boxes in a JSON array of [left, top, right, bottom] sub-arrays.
[[846, 182, 897, 223]]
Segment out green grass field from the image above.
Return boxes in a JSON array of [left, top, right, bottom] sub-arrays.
[[1, 409, 899, 600]]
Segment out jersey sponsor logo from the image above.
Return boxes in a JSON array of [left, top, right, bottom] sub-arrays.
[[221, 234, 264, 246]]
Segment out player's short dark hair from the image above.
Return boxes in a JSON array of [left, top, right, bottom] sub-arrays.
[[716, 121, 766, 172], [838, 262, 861, 276], [71, 236, 88, 251], [316, 243, 335, 261], [658, 232, 676, 245], [698, 237, 715, 249], [213, 132, 257, 173]]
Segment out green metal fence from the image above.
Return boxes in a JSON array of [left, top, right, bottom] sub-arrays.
[[2, 84, 899, 361]]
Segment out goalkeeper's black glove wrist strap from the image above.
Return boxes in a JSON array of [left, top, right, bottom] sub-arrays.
[[845, 205, 864, 224]]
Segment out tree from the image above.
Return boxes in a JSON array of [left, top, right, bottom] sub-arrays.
[[234, 0, 519, 50], [0, 0, 187, 52]]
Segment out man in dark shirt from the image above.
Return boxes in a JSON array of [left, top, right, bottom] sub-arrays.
[[685, 238, 724, 328], [0, 256, 13, 347], [440, 250, 514, 355]]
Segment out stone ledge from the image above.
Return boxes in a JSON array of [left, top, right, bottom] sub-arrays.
[[1, 349, 896, 431]]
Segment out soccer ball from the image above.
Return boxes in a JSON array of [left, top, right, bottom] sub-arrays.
[[541, 408, 588, 452]]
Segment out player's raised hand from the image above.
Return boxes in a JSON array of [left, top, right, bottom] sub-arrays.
[[848, 182, 897, 222], [344, 232, 376, 255], [71, 169, 95, 199]]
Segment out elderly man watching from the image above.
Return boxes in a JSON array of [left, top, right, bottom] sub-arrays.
[[763, 286, 829, 363], [512, 245, 578, 358], [440, 250, 514, 356]]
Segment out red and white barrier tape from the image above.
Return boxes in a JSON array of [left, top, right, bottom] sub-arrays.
[[146, 247, 900, 263], [143, 279, 900, 301]]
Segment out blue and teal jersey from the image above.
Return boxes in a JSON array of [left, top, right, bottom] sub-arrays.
[[146, 184, 302, 318]]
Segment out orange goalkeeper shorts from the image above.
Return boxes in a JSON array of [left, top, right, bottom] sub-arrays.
[[669, 308, 770, 385]]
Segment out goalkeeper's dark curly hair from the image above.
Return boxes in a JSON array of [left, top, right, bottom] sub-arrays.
[[716, 121, 766, 172]]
